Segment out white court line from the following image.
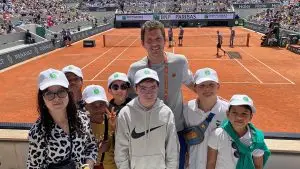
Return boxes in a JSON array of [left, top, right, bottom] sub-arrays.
[[233, 58, 263, 84], [84, 80, 293, 85], [90, 38, 138, 80], [239, 47, 295, 84], [81, 36, 131, 70], [0, 28, 114, 73]]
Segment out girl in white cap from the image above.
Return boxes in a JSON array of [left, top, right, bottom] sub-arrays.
[[27, 68, 98, 169], [207, 94, 271, 169], [107, 72, 132, 118]]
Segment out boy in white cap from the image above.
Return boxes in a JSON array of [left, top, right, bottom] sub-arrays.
[[207, 94, 270, 169], [82, 85, 117, 169], [182, 67, 228, 169], [115, 68, 179, 169], [62, 65, 85, 111]]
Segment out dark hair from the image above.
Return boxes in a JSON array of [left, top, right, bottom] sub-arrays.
[[108, 82, 131, 89], [141, 20, 166, 43], [228, 105, 252, 114], [37, 88, 84, 137], [137, 78, 159, 86]]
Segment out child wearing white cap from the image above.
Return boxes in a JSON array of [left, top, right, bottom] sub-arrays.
[[107, 72, 132, 117], [115, 68, 179, 169], [82, 85, 117, 169], [182, 67, 228, 169], [207, 94, 271, 169], [27, 68, 97, 169], [62, 65, 85, 112]]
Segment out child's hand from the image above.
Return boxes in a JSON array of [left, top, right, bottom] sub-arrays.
[[106, 107, 117, 131], [98, 140, 111, 153]]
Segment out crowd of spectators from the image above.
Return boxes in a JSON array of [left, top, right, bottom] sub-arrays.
[[248, 4, 300, 32], [1, 0, 95, 35]]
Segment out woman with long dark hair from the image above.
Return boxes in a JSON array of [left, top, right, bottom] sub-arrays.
[[27, 68, 98, 169]]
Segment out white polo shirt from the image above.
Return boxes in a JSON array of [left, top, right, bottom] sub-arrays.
[[183, 97, 228, 169], [208, 126, 265, 169]]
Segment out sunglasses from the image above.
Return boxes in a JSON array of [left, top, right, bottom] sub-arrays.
[[231, 141, 240, 158], [111, 83, 128, 91], [43, 89, 68, 101]]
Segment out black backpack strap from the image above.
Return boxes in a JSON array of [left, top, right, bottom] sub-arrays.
[[100, 114, 109, 163]]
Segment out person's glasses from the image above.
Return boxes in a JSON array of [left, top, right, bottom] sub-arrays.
[[231, 141, 240, 158], [43, 89, 68, 101], [138, 85, 157, 93], [111, 83, 128, 91]]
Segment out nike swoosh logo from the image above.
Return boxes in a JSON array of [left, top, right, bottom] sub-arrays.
[[131, 125, 164, 139]]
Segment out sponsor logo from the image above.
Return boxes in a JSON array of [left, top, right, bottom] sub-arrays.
[[0, 58, 4, 65], [175, 14, 196, 20], [14, 50, 33, 60], [131, 125, 164, 139], [6, 54, 13, 64], [238, 4, 251, 9], [39, 43, 53, 52]]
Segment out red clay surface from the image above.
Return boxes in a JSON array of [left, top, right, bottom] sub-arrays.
[[0, 27, 300, 133]]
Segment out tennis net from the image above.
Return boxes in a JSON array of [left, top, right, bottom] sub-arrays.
[[102, 33, 250, 47]]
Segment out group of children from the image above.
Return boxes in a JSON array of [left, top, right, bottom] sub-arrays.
[[69, 65, 270, 169]]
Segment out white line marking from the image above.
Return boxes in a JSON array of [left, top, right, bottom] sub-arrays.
[[81, 36, 131, 70], [90, 38, 138, 80], [239, 47, 295, 84], [0, 28, 114, 73], [233, 58, 263, 83]]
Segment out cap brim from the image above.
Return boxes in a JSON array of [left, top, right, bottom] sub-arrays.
[[108, 77, 130, 87], [230, 101, 256, 113], [135, 76, 160, 85], [40, 81, 69, 90], [63, 70, 83, 78], [85, 97, 109, 105], [195, 78, 218, 84]]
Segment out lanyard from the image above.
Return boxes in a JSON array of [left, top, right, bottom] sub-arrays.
[[147, 53, 168, 104]]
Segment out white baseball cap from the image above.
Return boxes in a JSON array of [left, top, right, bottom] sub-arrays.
[[107, 72, 130, 88], [134, 68, 159, 85], [38, 68, 69, 90], [82, 85, 108, 105], [194, 68, 219, 84], [62, 65, 83, 78], [229, 94, 256, 113]]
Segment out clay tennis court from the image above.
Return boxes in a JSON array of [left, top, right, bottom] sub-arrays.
[[0, 27, 299, 133]]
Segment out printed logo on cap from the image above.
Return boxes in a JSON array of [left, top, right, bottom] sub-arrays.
[[50, 73, 57, 79], [68, 66, 73, 70], [94, 88, 100, 95], [243, 96, 249, 102], [114, 73, 119, 78], [204, 70, 211, 76], [144, 70, 150, 74]]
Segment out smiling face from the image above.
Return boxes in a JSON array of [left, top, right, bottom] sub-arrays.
[[108, 80, 129, 104], [227, 105, 253, 131], [65, 72, 83, 93], [43, 85, 69, 113], [85, 100, 107, 123], [195, 81, 219, 100], [135, 79, 159, 108], [142, 28, 165, 60]]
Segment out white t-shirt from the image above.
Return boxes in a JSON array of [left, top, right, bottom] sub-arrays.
[[183, 97, 228, 169], [208, 126, 264, 169]]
